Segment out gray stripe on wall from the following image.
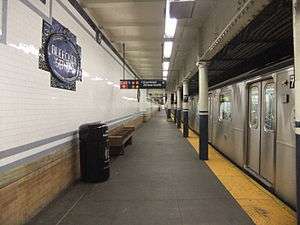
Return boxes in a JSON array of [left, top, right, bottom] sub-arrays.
[[0, 131, 78, 160], [0, 112, 142, 161], [19, 0, 52, 24], [0, 0, 8, 44], [56, 0, 95, 39], [0, 139, 78, 173]]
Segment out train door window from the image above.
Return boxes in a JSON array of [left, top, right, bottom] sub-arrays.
[[264, 83, 275, 130], [249, 86, 259, 128], [219, 92, 232, 121]]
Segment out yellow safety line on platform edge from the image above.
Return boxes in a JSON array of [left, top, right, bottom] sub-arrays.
[[181, 128, 297, 225]]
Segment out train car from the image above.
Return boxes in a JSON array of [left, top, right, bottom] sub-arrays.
[[188, 64, 296, 209]]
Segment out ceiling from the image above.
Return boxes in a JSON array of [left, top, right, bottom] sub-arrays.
[[81, 0, 165, 80], [187, 0, 293, 94], [81, 0, 216, 82], [170, 0, 214, 75], [207, 0, 293, 86]]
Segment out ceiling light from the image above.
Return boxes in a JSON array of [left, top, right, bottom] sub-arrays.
[[163, 41, 173, 58], [162, 61, 170, 71], [165, 0, 177, 38], [163, 77, 167, 81]]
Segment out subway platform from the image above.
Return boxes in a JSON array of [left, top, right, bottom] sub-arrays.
[[27, 112, 253, 225]]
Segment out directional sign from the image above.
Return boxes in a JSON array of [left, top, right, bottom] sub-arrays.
[[120, 80, 140, 89], [139, 80, 166, 89], [120, 79, 166, 89]]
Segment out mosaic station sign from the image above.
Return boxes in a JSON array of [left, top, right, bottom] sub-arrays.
[[39, 19, 82, 91]]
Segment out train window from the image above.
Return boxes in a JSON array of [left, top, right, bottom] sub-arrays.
[[219, 93, 232, 121], [264, 83, 275, 130], [249, 86, 259, 128]]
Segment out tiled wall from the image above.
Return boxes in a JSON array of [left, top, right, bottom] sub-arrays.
[[0, 0, 141, 152]]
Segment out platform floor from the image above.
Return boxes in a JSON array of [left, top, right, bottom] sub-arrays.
[[184, 129, 296, 225], [27, 112, 254, 225]]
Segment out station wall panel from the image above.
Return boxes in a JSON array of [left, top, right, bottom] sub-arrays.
[[0, 1, 150, 224], [0, 0, 140, 152]]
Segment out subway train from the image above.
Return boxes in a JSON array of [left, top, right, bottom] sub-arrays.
[[188, 63, 296, 208]]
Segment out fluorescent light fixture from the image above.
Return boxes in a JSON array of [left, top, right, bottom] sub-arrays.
[[162, 61, 170, 71], [163, 41, 173, 58], [165, 0, 177, 38], [163, 70, 168, 77]]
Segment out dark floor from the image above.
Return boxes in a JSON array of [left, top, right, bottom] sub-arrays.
[[27, 111, 254, 225]]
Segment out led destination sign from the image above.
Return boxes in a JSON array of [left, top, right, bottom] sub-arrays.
[[120, 79, 166, 89]]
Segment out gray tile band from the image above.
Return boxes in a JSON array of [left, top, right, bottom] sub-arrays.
[[0, 131, 78, 160], [20, 0, 52, 24], [0, 112, 142, 161], [0, 0, 8, 44], [0, 139, 78, 173], [56, 0, 95, 40]]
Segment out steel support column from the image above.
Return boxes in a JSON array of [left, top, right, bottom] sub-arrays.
[[139, 89, 148, 114], [171, 93, 175, 121], [177, 87, 182, 128], [293, 1, 300, 223], [198, 62, 208, 160], [182, 81, 189, 137], [173, 92, 177, 124], [167, 93, 171, 121]]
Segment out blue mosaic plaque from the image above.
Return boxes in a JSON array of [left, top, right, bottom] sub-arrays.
[[46, 33, 81, 84], [39, 19, 82, 91]]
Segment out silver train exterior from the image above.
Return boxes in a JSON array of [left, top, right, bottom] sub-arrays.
[[188, 65, 296, 208]]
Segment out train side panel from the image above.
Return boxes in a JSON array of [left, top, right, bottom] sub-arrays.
[[275, 68, 296, 208], [188, 66, 296, 208]]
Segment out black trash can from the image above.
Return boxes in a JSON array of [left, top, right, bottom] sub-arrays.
[[79, 122, 110, 182]]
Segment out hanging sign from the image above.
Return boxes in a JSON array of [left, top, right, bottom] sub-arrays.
[[120, 79, 166, 89]]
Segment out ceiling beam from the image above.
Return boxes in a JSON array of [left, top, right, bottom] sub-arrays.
[[129, 58, 161, 63], [130, 62, 161, 66], [83, 0, 163, 7], [135, 67, 161, 70], [112, 36, 163, 42], [125, 47, 161, 52], [126, 51, 161, 55], [112, 36, 190, 43], [102, 21, 162, 28]]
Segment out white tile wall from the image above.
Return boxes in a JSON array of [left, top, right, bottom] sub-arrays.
[[0, 0, 142, 151]]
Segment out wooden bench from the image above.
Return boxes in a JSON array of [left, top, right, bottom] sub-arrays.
[[108, 125, 135, 156]]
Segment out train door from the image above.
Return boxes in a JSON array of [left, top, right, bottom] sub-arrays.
[[247, 79, 276, 184], [247, 83, 261, 174], [208, 94, 213, 142]]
